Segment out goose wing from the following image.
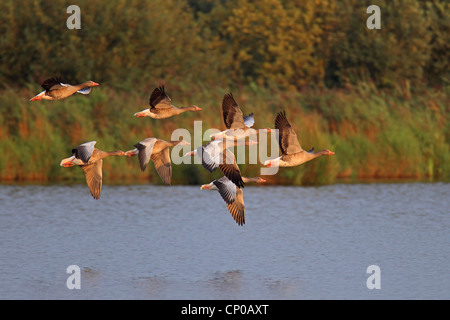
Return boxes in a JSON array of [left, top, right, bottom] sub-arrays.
[[81, 159, 103, 200], [275, 111, 303, 155], [151, 147, 172, 185], [134, 138, 157, 171], [212, 176, 237, 204], [198, 141, 221, 173], [243, 113, 255, 128], [72, 141, 96, 164], [41, 77, 69, 91], [219, 149, 245, 188], [222, 93, 245, 129], [226, 187, 245, 226], [149, 86, 173, 109]]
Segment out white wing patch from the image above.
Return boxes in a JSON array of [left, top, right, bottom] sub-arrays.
[[77, 87, 92, 95]]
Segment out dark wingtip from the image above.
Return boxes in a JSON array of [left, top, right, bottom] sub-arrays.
[[224, 92, 235, 100], [134, 143, 145, 151]]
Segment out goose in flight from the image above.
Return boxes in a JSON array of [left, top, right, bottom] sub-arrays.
[[30, 77, 99, 101], [125, 138, 190, 185], [211, 92, 274, 141], [184, 139, 257, 189], [201, 176, 266, 226], [264, 111, 334, 168], [60, 141, 125, 199], [134, 86, 202, 119]]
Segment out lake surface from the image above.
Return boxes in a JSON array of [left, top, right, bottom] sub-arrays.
[[0, 182, 448, 300]]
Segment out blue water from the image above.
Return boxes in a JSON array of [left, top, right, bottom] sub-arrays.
[[0, 182, 448, 299]]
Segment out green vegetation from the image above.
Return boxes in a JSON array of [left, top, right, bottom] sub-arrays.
[[0, 0, 448, 185]]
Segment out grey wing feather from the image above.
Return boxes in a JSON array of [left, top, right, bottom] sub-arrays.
[[134, 138, 156, 171], [73, 141, 96, 163], [226, 187, 245, 226], [77, 87, 92, 95], [243, 113, 255, 128], [199, 144, 220, 173], [213, 176, 237, 204]]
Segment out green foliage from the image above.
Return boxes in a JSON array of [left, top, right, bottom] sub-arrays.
[[0, 0, 448, 185], [0, 0, 218, 88], [0, 0, 447, 89]]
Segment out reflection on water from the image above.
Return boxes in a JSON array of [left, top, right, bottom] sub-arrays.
[[0, 182, 448, 299]]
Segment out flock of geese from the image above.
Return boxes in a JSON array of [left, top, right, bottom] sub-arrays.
[[30, 78, 335, 226]]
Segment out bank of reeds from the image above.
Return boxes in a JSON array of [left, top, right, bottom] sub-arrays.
[[0, 82, 448, 185]]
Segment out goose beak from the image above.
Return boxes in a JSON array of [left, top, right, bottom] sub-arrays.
[[125, 149, 138, 157], [200, 185, 211, 190], [260, 178, 267, 183], [60, 157, 74, 167], [134, 112, 144, 118], [92, 82, 99, 86], [30, 96, 42, 101], [329, 151, 335, 155], [264, 159, 277, 167]]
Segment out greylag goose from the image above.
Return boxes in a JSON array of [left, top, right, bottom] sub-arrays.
[[264, 111, 334, 167], [134, 86, 202, 119], [201, 176, 266, 226], [30, 77, 99, 101], [211, 92, 274, 140], [184, 139, 257, 188], [60, 141, 125, 199], [125, 138, 190, 185]]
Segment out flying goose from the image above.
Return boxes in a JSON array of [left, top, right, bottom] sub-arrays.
[[125, 138, 190, 185], [200, 176, 266, 226], [134, 86, 202, 119], [60, 141, 125, 199], [264, 111, 334, 167], [30, 77, 99, 101], [184, 139, 257, 188], [211, 92, 274, 141]]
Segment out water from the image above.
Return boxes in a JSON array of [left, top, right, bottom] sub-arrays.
[[0, 182, 448, 300]]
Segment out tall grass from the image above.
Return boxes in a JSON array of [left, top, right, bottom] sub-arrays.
[[0, 82, 448, 185]]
